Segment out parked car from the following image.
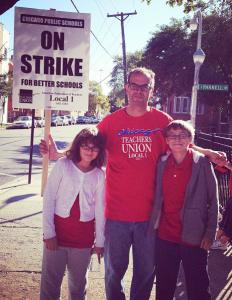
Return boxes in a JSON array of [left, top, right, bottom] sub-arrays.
[[51, 116, 63, 126], [10, 116, 32, 129], [34, 116, 45, 127], [83, 116, 100, 124], [60, 115, 69, 126], [66, 115, 76, 125], [90, 116, 100, 124], [76, 116, 87, 124]]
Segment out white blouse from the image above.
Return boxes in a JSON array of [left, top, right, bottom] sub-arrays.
[[43, 157, 105, 247]]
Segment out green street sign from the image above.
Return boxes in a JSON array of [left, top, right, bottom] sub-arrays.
[[197, 84, 229, 91]]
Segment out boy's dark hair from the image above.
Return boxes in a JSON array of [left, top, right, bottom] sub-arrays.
[[164, 120, 195, 140], [65, 127, 105, 168]]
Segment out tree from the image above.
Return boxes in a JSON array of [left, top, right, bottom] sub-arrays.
[[142, 19, 194, 102], [143, 0, 232, 14], [89, 81, 109, 116], [0, 51, 12, 124], [109, 51, 143, 109], [197, 14, 232, 120], [142, 13, 232, 120]]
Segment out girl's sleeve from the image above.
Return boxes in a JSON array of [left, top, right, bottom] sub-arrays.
[[42, 159, 63, 239], [94, 171, 106, 247]]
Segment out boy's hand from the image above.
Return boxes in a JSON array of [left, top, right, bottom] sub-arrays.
[[44, 237, 58, 250], [94, 246, 104, 264], [200, 237, 213, 251], [39, 134, 60, 160]]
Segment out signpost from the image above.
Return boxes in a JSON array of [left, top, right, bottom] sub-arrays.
[[197, 84, 229, 91], [13, 7, 91, 194]]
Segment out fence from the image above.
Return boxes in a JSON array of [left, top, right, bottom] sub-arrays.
[[195, 132, 232, 209]]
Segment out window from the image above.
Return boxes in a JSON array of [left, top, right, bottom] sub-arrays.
[[173, 97, 190, 114], [173, 96, 204, 115]]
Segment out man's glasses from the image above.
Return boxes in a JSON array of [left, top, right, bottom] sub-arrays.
[[166, 134, 190, 141], [80, 144, 99, 152], [128, 82, 152, 92]]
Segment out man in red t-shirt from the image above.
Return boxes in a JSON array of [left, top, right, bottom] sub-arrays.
[[97, 68, 172, 300], [40, 67, 227, 300]]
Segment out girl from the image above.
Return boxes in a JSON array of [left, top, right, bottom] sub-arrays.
[[40, 128, 106, 300]]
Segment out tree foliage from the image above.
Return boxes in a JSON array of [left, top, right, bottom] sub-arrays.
[[142, 0, 232, 15], [142, 13, 232, 117], [142, 19, 193, 102], [109, 2, 232, 118], [109, 51, 143, 107], [88, 81, 109, 115]]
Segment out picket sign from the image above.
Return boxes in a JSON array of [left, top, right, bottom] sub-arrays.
[[13, 7, 90, 192]]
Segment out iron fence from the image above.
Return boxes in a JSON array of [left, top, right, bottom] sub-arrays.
[[195, 132, 232, 209]]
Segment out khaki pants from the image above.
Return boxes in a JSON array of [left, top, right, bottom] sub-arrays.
[[40, 246, 91, 300]]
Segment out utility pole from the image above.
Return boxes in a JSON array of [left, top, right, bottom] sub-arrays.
[[107, 11, 137, 105]]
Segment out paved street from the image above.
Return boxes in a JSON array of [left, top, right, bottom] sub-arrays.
[[0, 124, 92, 186]]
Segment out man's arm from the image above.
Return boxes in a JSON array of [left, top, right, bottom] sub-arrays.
[[39, 134, 64, 160], [192, 144, 227, 166]]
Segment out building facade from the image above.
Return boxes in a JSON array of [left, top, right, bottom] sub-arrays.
[[0, 22, 10, 124]]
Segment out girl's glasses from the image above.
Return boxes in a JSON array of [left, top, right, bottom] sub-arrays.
[[80, 144, 99, 152]]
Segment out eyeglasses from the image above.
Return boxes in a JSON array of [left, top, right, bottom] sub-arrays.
[[80, 144, 99, 152], [166, 134, 190, 140], [128, 82, 152, 92]]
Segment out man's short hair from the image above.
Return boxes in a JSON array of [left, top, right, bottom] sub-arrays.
[[164, 120, 195, 140], [127, 67, 155, 89]]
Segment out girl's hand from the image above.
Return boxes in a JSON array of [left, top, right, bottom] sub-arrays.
[[200, 237, 213, 251], [219, 235, 230, 244], [94, 247, 104, 264], [207, 150, 227, 166], [39, 134, 61, 160], [44, 237, 58, 250], [216, 229, 225, 240]]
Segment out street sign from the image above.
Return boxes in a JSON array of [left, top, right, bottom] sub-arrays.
[[197, 84, 229, 91]]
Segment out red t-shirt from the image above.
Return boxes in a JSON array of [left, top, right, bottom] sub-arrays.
[[158, 150, 193, 243], [54, 195, 95, 248], [98, 108, 172, 221]]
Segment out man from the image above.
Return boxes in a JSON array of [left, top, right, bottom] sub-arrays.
[[40, 67, 226, 300]]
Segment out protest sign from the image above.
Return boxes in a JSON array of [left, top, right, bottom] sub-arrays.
[[13, 7, 90, 111]]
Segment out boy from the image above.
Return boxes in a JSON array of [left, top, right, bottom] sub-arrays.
[[150, 120, 219, 300]]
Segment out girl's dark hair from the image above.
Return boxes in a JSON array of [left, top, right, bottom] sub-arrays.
[[65, 127, 106, 168]]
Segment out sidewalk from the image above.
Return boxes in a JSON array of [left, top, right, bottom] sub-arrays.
[[0, 173, 232, 300]]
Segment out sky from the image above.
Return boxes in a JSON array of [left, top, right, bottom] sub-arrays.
[[0, 0, 186, 94]]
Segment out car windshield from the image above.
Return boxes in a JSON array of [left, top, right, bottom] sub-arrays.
[[17, 116, 29, 121]]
